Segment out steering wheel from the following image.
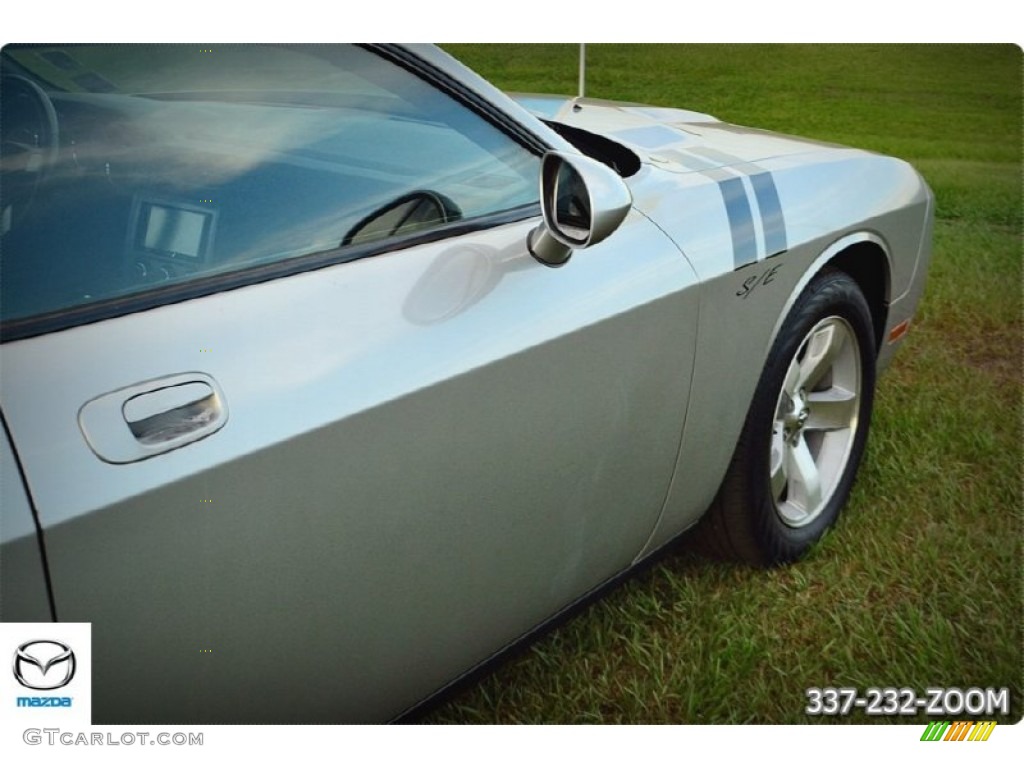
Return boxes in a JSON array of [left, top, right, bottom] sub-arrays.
[[1, 74, 60, 222], [342, 190, 462, 247]]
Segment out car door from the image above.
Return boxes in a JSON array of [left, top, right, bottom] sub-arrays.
[[0, 44, 700, 723]]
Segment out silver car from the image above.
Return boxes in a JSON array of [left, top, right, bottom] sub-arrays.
[[0, 43, 933, 723]]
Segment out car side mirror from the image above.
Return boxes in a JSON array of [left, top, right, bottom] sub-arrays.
[[528, 151, 632, 267]]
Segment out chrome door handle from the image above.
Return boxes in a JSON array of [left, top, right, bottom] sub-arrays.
[[79, 373, 228, 463], [123, 382, 220, 444]]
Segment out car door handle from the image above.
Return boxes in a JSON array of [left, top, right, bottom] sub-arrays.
[[79, 372, 228, 463], [123, 382, 220, 444]]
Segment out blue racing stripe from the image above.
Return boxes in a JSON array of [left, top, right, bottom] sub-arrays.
[[719, 177, 757, 269], [749, 172, 787, 256]]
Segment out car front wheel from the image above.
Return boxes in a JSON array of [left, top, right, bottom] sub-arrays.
[[697, 268, 877, 566]]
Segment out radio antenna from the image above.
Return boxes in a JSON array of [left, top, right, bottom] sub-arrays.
[[578, 43, 586, 99]]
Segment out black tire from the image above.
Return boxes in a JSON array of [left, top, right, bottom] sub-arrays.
[[695, 268, 877, 566]]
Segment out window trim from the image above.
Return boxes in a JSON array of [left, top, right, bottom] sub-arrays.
[[366, 44, 553, 158], [1, 204, 540, 343]]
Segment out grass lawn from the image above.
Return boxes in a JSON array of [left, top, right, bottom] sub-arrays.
[[423, 44, 1022, 724]]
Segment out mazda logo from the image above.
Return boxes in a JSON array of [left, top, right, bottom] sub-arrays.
[[13, 640, 76, 690]]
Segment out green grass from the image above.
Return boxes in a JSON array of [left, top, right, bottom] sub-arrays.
[[423, 44, 1023, 724]]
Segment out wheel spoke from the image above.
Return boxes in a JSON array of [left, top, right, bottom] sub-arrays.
[[786, 435, 823, 516], [770, 427, 788, 501], [797, 321, 846, 391], [782, 356, 801, 399], [805, 387, 858, 432]]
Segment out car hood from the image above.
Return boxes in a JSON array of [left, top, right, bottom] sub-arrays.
[[509, 93, 848, 170]]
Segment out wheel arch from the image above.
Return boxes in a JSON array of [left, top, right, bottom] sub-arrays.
[[827, 240, 890, 354], [769, 232, 891, 360]]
